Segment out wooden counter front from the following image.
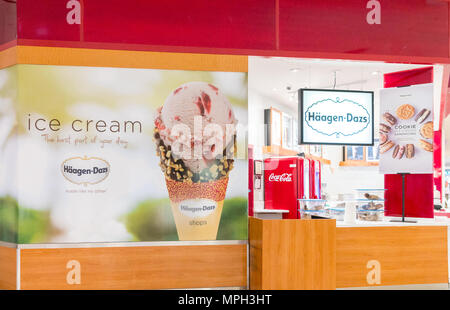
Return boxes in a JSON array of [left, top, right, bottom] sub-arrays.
[[0, 245, 16, 290], [249, 218, 448, 290], [249, 217, 336, 290], [336, 226, 448, 288], [19, 244, 247, 290]]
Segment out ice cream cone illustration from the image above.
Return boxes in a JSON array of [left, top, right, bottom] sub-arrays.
[[153, 82, 237, 240]]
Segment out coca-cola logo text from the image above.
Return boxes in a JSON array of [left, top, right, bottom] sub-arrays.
[[268, 173, 292, 182]]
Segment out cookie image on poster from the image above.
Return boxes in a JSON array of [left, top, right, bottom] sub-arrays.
[[420, 121, 433, 139], [396, 104, 415, 120], [418, 139, 433, 152], [414, 108, 430, 124]]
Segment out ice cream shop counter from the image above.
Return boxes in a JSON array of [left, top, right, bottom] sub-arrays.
[[249, 217, 449, 290]]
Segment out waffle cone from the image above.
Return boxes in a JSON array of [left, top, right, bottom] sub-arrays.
[[165, 177, 229, 202], [165, 177, 229, 241]]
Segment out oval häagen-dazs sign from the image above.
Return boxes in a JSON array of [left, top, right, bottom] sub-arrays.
[[304, 97, 371, 138], [61, 156, 110, 185]]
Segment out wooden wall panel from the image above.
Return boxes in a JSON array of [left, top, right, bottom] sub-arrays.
[[0, 246, 16, 290], [16, 46, 248, 72], [20, 244, 247, 290], [336, 226, 448, 288], [249, 217, 336, 290], [249, 246, 262, 290], [0, 46, 17, 69]]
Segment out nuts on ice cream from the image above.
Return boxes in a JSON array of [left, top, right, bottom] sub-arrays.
[[154, 82, 237, 183]]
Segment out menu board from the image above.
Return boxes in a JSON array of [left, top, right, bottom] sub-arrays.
[[379, 83, 433, 174]]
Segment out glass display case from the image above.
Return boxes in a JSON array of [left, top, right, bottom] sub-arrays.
[[298, 199, 328, 219]]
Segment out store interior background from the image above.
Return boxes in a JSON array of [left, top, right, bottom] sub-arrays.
[[249, 56, 445, 209]]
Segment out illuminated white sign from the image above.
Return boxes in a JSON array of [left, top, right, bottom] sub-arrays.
[[299, 89, 374, 145]]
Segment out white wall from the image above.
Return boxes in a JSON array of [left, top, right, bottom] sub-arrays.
[[248, 90, 297, 158], [320, 87, 384, 198], [248, 91, 297, 207], [321, 145, 384, 198]]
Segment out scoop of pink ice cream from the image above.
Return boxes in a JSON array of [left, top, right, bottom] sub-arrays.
[[155, 82, 237, 173]]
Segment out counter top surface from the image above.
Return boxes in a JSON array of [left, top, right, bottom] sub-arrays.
[[336, 218, 450, 228], [253, 209, 289, 213]]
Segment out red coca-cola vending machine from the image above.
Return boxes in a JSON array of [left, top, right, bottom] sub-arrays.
[[310, 159, 322, 200], [264, 156, 321, 219]]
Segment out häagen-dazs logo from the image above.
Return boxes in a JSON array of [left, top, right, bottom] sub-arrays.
[[305, 97, 370, 138], [179, 199, 217, 218], [61, 156, 110, 185]]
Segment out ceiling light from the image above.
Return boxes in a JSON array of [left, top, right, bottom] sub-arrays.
[[371, 71, 381, 76], [290, 68, 301, 73]]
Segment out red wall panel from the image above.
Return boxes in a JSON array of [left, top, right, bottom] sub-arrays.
[[17, 0, 277, 50], [384, 173, 434, 218], [13, 0, 450, 60], [0, 0, 17, 47], [383, 67, 434, 88], [279, 0, 449, 58], [17, 0, 81, 42]]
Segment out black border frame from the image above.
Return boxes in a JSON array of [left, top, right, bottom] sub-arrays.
[[299, 88, 375, 146]]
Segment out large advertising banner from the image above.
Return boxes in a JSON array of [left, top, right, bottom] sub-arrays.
[[379, 83, 433, 174], [0, 66, 17, 244], [0, 65, 248, 243]]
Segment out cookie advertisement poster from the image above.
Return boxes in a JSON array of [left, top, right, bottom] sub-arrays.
[[379, 83, 433, 174], [0, 65, 248, 244]]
